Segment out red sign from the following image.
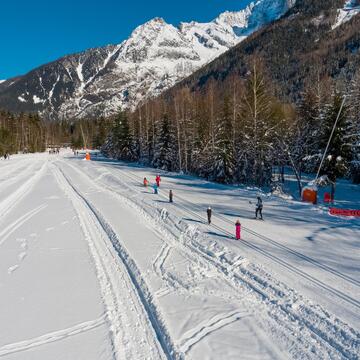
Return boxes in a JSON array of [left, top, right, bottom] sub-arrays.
[[329, 208, 360, 217]]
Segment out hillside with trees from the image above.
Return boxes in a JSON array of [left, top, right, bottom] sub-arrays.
[[168, 0, 360, 103], [0, 110, 112, 157], [103, 59, 360, 190], [103, 0, 360, 188]]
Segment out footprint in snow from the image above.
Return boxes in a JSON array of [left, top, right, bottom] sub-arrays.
[[45, 195, 60, 200], [8, 265, 19, 274], [46, 227, 55, 232], [16, 238, 27, 248], [18, 252, 27, 261], [61, 220, 69, 226]]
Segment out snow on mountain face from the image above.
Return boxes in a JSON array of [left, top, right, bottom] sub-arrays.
[[332, 0, 360, 29], [0, 0, 294, 120]]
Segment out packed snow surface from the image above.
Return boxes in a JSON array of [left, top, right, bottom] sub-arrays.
[[0, 151, 359, 359]]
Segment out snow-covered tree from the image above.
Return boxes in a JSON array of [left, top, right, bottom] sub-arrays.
[[152, 113, 176, 171], [320, 91, 351, 181], [237, 62, 275, 186], [209, 96, 235, 183], [348, 72, 360, 183], [112, 110, 135, 160]]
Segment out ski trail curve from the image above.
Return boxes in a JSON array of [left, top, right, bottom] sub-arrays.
[[111, 166, 360, 307], [0, 316, 106, 357], [52, 163, 171, 360], [179, 311, 249, 354], [0, 204, 47, 246], [77, 160, 360, 360], [0, 161, 47, 221]]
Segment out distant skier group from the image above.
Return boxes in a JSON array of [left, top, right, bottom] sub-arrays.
[[142, 173, 264, 241], [2, 153, 10, 160], [143, 175, 164, 196], [49, 148, 60, 154]]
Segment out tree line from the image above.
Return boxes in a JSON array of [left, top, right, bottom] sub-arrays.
[[0, 110, 112, 157], [103, 61, 360, 192], [0, 111, 45, 156]]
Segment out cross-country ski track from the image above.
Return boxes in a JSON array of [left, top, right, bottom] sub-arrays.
[[0, 152, 359, 360]]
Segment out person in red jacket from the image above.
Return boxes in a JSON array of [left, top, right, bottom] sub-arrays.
[[156, 174, 161, 187], [235, 220, 241, 240]]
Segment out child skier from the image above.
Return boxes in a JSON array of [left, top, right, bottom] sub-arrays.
[[156, 174, 161, 187], [235, 220, 241, 240], [143, 177, 149, 187], [169, 190, 173, 203], [255, 196, 263, 220], [153, 183, 158, 194], [207, 207, 212, 224]]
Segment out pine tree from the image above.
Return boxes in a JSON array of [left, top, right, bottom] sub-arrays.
[[209, 96, 235, 183], [320, 91, 351, 181], [112, 110, 135, 160], [238, 62, 275, 186], [192, 96, 212, 177], [348, 72, 360, 183], [152, 113, 175, 171]]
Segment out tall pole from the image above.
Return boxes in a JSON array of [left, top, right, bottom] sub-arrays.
[[315, 95, 347, 180]]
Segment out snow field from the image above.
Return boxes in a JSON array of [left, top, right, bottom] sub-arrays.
[[51, 163, 169, 359], [0, 156, 113, 359], [0, 152, 359, 359], [58, 155, 359, 359], [94, 159, 360, 326]]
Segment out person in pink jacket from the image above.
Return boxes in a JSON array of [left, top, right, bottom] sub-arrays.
[[235, 220, 241, 240]]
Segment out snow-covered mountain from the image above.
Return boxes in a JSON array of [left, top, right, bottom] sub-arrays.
[[332, 0, 360, 29], [0, 0, 295, 119]]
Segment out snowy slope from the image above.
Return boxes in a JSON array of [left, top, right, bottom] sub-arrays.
[[0, 0, 294, 120], [332, 0, 360, 29], [0, 152, 359, 359]]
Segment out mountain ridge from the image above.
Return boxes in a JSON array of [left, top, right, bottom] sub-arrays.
[[0, 0, 294, 120], [162, 0, 360, 104]]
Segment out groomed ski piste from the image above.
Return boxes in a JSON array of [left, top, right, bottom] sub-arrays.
[[0, 150, 359, 360]]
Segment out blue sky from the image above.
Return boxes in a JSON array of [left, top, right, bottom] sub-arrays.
[[0, 0, 252, 79]]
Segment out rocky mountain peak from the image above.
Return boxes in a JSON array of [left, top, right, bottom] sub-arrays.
[[0, 0, 295, 120]]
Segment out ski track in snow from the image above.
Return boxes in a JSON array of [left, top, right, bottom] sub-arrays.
[[0, 159, 34, 183], [52, 163, 169, 360], [109, 164, 360, 305], [3, 153, 359, 359], [0, 160, 47, 222], [179, 311, 249, 354], [0, 316, 106, 357], [68, 159, 360, 360], [0, 204, 47, 247]]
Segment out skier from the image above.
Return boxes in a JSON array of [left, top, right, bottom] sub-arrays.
[[169, 189, 173, 203], [153, 183, 158, 194], [207, 206, 212, 224], [255, 196, 263, 220], [156, 174, 161, 187], [143, 177, 149, 187], [235, 220, 241, 240]]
